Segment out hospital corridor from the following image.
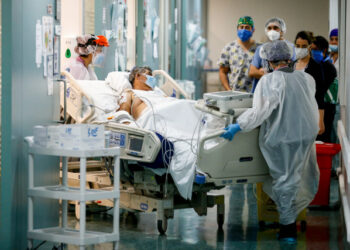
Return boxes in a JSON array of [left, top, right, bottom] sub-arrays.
[[1, 0, 350, 249], [62, 181, 344, 249]]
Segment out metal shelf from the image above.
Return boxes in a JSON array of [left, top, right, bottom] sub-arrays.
[[25, 134, 120, 249], [28, 227, 119, 245], [28, 185, 119, 201]]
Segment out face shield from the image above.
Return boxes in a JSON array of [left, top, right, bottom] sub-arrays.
[[92, 46, 107, 68]]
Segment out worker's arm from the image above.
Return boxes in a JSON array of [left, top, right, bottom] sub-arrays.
[[248, 64, 265, 79], [237, 76, 280, 131], [318, 109, 325, 135], [219, 66, 231, 91], [118, 90, 133, 114]]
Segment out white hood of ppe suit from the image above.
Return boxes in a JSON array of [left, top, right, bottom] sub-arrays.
[[237, 69, 320, 225]]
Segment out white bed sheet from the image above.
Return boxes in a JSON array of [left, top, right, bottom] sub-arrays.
[[133, 90, 226, 200]]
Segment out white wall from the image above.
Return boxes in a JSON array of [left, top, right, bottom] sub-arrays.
[[61, 0, 83, 37], [60, 0, 83, 69], [207, 0, 330, 66], [329, 0, 338, 30], [127, 0, 137, 69], [84, 0, 95, 34]]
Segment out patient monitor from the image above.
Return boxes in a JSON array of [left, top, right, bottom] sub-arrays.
[[196, 91, 254, 126], [105, 123, 161, 163], [203, 91, 253, 114]]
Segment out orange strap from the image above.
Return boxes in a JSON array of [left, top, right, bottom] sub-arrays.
[[94, 35, 109, 47]]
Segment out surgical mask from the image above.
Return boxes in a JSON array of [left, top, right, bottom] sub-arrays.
[[237, 29, 252, 42], [92, 53, 105, 67], [295, 48, 309, 60], [311, 50, 324, 63], [267, 30, 280, 41], [144, 74, 157, 89], [329, 44, 338, 52]]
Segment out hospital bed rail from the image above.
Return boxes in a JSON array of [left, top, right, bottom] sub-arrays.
[[337, 120, 350, 243], [152, 70, 191, 99], [60, 71, 96, 123], [198, 129, 270, 186]]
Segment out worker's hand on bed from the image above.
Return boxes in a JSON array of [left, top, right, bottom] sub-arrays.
[[220, 123, 241, 141]]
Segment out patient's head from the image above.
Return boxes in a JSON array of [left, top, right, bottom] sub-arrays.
[[129, 66, 153, 91]]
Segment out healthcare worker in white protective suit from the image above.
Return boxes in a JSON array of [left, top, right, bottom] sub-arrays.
[[221, 40, 320, 243], [67, 34, 109, 80]]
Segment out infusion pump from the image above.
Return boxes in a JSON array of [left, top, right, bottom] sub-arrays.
[[105, 122, 161, 163]]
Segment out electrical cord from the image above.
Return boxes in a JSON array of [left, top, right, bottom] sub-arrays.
[[128, 91, 210, 198], [32, 241, 47, 250], [103, 157, 114, 184]]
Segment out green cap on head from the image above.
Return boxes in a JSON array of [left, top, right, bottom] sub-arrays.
[[237, 16, 254, 29]]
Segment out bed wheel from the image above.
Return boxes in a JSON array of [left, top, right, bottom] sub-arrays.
[[217, 203, 225, 229], [157, 219, 168, 235], [217, 214, 224, 229]]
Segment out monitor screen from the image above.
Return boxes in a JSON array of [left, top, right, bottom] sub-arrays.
[[129, 137, 143, 152]]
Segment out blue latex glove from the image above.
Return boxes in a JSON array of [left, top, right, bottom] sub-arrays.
[[220, 123, 241, 141]]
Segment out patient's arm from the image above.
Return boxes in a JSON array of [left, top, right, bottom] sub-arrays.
[[117, 90, 148, 120], [118, 90, 133, 114]]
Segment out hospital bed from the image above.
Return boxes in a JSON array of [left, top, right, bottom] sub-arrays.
[[58, 70, 270, 234]]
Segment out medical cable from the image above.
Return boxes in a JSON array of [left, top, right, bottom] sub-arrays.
[[103, 157, 114, 183], [32, 241, 47, 250], [132, 92, 201, 198], [83, 92, 119, 112], [131, 92, 173, 197], [130, 92, 136, 119], [194, 113, 206, 155], [161, 112, 204, 154], [161, 138, 171, 197], [89, 104, 113, 113], [150, 98, 206, 194], [189, 112, 206, 155], [132, 93, 159, 132], [133, 92, 197, 143], [161, 136, 181, 198], [90, 206, 113, 214]]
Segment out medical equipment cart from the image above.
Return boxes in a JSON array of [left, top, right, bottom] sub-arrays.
[[25, 137, 120, 250]]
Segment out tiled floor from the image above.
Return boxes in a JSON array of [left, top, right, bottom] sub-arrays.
[[40, 178, 346, 249]]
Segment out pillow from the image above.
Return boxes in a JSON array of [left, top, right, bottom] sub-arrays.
[[76, 80, 119, 122], [105, 71, 132, 96]]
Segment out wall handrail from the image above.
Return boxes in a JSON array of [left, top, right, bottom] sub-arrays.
[[338, 120, 350, 182]]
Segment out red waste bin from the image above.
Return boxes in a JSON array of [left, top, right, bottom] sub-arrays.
[[310, 143, 341, 206]]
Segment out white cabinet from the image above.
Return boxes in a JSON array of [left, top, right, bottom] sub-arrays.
[[25, 136, 120, 249]]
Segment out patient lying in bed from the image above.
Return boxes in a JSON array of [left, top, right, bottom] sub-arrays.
[[113, 67, 225, 200], [117, 66, 169, 120]]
